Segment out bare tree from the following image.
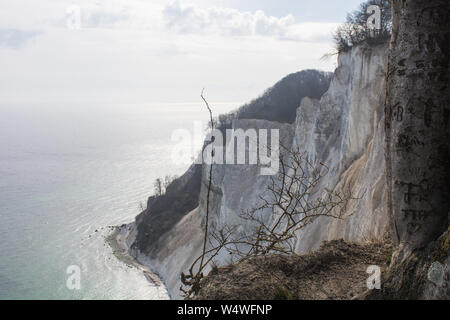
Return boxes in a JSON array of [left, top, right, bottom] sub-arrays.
[[334, 0, 392, 52], [232, 146, 354, 259], [153, 178, 163, 197], [180, 89, 216, 298], [163, 175, 178, 190], [153, 175, 178, 197], [181, 143, 357, 298]]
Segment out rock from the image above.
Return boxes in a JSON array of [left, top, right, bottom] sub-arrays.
[[125, 43, 391, 299], [293, 44, 389, 253]]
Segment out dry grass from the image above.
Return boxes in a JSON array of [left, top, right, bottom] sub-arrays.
[[194, 239, 392, 300]]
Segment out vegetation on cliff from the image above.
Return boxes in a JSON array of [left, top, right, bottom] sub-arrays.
[[333, 0, 391, 53], [133, 69, 333, 257], [194, 239, 392, 300], [215, 70, 332, 130]]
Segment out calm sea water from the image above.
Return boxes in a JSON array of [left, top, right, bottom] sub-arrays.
[[0, 102, 235, 300]]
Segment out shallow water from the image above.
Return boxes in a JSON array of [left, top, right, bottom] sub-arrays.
[[0, 102, 235, 299]]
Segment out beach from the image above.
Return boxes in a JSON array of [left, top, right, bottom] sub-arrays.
[[106, 224, 165, 289]]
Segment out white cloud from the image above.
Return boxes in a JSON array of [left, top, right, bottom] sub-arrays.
[[0, 0, 339, 105], [162, 0, 338, 42], [0, 29, 42, 49], [81, 4, 130, 28]]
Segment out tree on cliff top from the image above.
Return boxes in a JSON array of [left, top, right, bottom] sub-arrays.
[[334, 0, 392, 52], [214, 70, 332, 130]]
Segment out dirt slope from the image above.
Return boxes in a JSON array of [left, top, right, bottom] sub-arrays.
[[194, 240, 392, 300]]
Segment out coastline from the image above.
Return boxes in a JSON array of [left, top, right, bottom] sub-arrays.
[[106, 224, 165, 289]]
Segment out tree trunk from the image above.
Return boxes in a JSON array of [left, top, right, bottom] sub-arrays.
[[371, 0, 450, 299], [386, 0, 450, 253]]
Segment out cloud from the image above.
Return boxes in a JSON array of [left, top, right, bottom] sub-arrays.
[[79, 4, 131, 29], [0, 29, 42, 49], [0, 0, 339, 104], [163, 1, 293, 37], [162, 0, 338, 42]]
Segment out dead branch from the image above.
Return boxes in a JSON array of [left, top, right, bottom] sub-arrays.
[[181, 130, 358, 298]]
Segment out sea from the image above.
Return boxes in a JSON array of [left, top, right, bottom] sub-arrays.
[[0, 101, 236, 300]]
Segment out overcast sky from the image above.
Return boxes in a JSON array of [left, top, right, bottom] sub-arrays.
[[0, 0, 362, 106]]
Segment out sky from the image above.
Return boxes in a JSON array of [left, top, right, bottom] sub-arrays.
[[0, 0, 363, 106]]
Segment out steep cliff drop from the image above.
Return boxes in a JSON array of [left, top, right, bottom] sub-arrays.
[[119, 43, 398, 299], [122, 71, 333, 299], [194, 43, 393, 300], [116, 1, 450, 297]]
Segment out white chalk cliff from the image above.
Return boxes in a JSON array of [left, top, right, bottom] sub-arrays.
[[125, 43, 390, 299]]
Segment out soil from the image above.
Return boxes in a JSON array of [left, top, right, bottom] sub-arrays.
[[194, 239, 393, 300]]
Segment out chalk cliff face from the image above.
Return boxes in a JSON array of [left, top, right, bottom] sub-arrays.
[[293, 44, 389, 253], [126, 43, 390, 299], [128, 120, 295, 299]]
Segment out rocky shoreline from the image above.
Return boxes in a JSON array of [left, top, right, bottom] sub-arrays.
[[106, 224, 165, 289]]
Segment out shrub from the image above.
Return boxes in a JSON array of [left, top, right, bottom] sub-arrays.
[[334, 0, 392, 53]]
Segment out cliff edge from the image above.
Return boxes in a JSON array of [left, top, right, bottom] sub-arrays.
[[124, 43, 391, 299]]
